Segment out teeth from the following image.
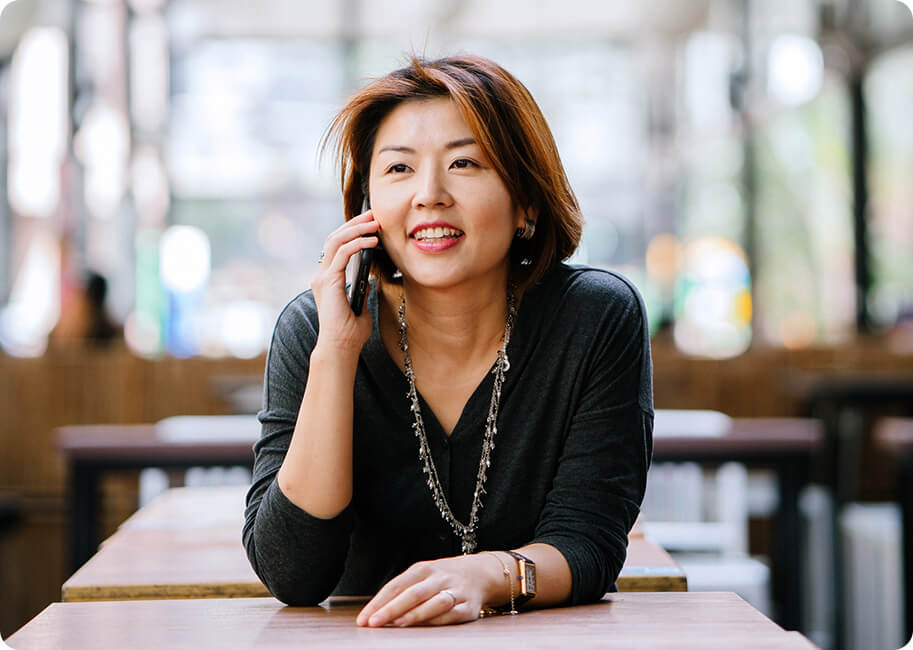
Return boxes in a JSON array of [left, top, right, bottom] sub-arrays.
[[413, 227, 463, 241]]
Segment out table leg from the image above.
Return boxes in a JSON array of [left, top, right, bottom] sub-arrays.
[[69, 463, 100, 573], [774, 459, 805, 631]]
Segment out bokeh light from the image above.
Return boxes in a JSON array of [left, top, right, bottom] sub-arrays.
[[7, 27, 68, 219], [767, 35, 823, 107], [673, 236, 752, 358], [160, 225, 211, 294], [646, 233, 683, 290]]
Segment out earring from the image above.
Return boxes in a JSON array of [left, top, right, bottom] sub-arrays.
[[515, 218, 536, 240]]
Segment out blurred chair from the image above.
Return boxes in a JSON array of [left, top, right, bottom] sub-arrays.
[[800, 484, 836, 650], [138, 415, 258, 507], [641, 456, 772, 617], [209, 375, 263, 414], [840, 503, 904, 650]]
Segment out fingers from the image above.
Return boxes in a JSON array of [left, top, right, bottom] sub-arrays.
[[391, 591, 462, 627], [360, 585, 463, 627], [318, 214, 379, 268], [328, 210, 377, 241], [358, 582, 431, 626], [356, 562, 429, 624], [357, 563, 438, 626], [423, 601, 476, 626], [356, 558, 482, 627], [324, 235, 378, 274]]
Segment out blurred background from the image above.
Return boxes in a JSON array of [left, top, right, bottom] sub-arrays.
[[0, 0, 911, 648]]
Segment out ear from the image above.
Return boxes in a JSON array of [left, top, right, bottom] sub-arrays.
[[514, 203, 537, 230]]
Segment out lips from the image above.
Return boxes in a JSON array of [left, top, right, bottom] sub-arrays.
[[412, 226, 463, 241], [408, 222, 464, 252], [409, 222, 465, 241]]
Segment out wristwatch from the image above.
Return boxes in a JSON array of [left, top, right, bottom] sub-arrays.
[[505, 550, 537, 606]]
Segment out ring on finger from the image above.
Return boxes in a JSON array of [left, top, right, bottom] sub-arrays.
[[439, 590, 457, 608], [318, 250, 326, 263]]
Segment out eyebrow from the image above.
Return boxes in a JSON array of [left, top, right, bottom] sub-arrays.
[[377, 137, 477, 154]]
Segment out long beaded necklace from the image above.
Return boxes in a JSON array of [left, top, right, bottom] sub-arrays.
[[397, 289, 516, 555]]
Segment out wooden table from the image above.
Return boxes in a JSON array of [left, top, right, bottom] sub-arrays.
[[10, 593, 818, 649], [620, 533, 687, 592], [56, 416, 259, 571], [58, 413, 817, 628], [62, 487, 686, 602], [653, 416, 822, 631], [875, 416, 913, 639]]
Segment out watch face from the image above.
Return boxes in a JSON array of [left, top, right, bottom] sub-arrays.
[[523, 563, 536, 594]]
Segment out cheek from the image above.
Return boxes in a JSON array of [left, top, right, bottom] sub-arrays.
[[371, 209, 406, 261], [479, 195, 520, 239], [369, 199, 402, 234], [369, 187, 409, 225], [374, 212, 405, 247]]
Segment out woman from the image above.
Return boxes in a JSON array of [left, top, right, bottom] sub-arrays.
[[243, 55, 653, 627]]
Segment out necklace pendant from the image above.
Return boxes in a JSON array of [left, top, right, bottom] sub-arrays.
[[461, 532, 477, 555], [400, 288, 515, 560]]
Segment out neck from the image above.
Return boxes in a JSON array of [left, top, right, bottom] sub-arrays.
[[385, 271, 510, 364]]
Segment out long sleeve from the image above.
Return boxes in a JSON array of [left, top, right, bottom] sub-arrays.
[[242, 265, 653, 607], [242, 291, 355, 605], [528, 270, 653, 605]]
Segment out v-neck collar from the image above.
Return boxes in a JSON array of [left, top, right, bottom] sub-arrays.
[[358, 280, 536, 444]]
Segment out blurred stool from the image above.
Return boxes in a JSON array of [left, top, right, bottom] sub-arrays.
[[840, 503, 904, 650], [641, 461, 772, 617]]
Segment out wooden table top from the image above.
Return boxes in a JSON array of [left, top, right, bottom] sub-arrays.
[[11, 593, 816, 649], [117, 485, 246, 529], [654, 418, 823, 457], [61, 487, 686, 602], [55, 414, 823, 462], [55, 416, 260, 462]]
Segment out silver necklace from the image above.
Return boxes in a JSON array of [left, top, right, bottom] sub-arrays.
[[397, 289, 516, 555]]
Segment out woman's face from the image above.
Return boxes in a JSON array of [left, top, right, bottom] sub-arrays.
[[368, 97, 527, 291]]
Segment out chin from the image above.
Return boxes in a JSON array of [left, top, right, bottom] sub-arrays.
[[394, 252, 510, 291], [400, 271, 468, 290], [404, 266, 508, 293]]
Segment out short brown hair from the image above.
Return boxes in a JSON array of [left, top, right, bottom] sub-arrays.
[[322, 55, 582, 292]]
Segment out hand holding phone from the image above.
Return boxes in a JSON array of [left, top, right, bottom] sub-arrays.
[[346, 198, 375, 316]]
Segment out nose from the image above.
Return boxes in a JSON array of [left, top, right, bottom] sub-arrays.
[[412, 166, 453, 210]]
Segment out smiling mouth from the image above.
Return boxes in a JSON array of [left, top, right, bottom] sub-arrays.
[[410, 226, 464, 241]]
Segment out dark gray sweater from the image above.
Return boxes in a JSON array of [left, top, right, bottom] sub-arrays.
[[243, 263, 653, 606]]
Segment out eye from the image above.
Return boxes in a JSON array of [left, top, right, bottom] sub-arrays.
[[450, 158, 478, 170], [386, 163, 410, 174]]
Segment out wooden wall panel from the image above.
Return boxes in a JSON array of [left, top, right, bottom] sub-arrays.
[[5, 357, 57, 492], [0, 495, 66, 639], [0, 348, 265, 638]]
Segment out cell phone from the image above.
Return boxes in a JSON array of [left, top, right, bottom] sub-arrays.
[[346, 197, 374, 316]]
